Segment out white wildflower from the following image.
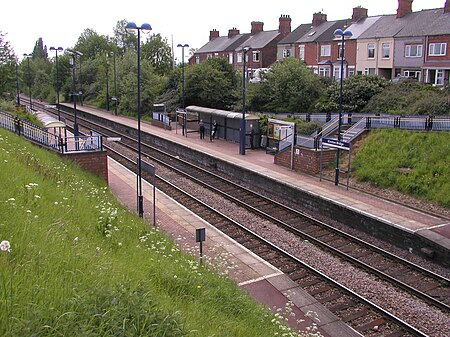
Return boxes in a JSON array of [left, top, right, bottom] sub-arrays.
[[0, 240, 11, 252]]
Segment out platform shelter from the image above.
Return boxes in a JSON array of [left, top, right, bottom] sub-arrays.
[[186, 106, 260, 147]]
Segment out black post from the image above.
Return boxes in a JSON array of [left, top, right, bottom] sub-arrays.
[[105, 53, 109, 111], [335, 34, 345, 186], [23, 54, 32, 111], [15, 61, 20, 106], [137, 29, 144, 218], [113, 52, 117, 115], [240, 47, 249, 155]]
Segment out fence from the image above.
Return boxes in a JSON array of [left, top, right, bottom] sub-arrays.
[[0, 110, 102, 153]]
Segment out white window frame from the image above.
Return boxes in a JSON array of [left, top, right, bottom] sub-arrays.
[[252, 51, 260, 62], [348, 66, 355, 77], [405, 44, 423, 58], [237, 52, 243, 63], [367, 43, 375, 59], [228, 53, 233, 64], [318, 67, 330, 77], [207, 54, 213, 59], [436, 69, 444, 85], [364, 67, 376, 75], [299, 45, 305, 60], [429, 43, 447, 56], [195, 55, 200, 64], [382, 43, 390, 59], [334, 66, 341, 80], [403, 70, 421, 81], [320, 45, 331, 57], [283, 49, 291, 58]]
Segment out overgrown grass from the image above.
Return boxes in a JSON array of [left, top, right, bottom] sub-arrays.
[[0, 129, 318, 336], [352, 129, 450, 207]]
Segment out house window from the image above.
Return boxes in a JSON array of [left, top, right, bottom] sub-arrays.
[[207, 54, 213, 59], [334, 66, 341, 80], [195, 55, 200, 64], [364, 68, 376, 75], [237, 52, 243, 63], [252, 51, 260, 62], [299, 45, 305, 60], [436, 69, 444, 85], [367, 43, 375, 58], [319, 67, 330, 77], [348, 67, 355, 77], [338, 43, 343, 59], [283, 49, 291, 58], [321, 45, 331, 57], [405, 44, 423, 57], [228, 53, 233, 64], [429, 43, 447, 56], [382, 43, 390, 58], [403, 70, 421, 80]]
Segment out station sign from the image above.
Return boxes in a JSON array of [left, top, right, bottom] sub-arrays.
[[322, 138, 350, 150]]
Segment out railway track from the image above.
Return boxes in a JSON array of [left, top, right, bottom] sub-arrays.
[[32, 101, 449, 335]]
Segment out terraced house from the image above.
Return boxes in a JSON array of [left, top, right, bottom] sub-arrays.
[[191, 0, 450, 86]]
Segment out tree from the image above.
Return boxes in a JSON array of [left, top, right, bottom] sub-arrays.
[[185, 58, 238, 110], [0, 31, 16, 100], [74, 29, 109, 59], [316, 75, 389, 113], [258, 58, 323, 113], [32, 37, 47, 60], [141, 34, 173, 76]]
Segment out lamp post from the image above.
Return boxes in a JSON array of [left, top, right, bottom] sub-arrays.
[[239, 47, 249, 155], [50, 46, 63, 120], [105, 53, 110, 111], [110, 51, 118, 115], [126, 21, 152, 218], [65, 49, 83, 137], [333, 28, 352, 186], [23, 53, 32, 111], [177, 43, 189, 136], [15, 58, 20, 107]]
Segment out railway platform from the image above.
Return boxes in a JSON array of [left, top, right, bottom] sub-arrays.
[[62, 103, 449, 335]]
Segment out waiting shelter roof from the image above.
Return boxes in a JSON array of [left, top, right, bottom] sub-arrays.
[[35, 111, 66, 128], [186, 105, 259, 120]]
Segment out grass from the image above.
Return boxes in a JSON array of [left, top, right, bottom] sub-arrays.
[[0, 128, 320, 337], [352, 129, 450, 208]]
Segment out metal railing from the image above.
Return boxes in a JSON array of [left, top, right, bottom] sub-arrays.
[[0, 110, 102, 153]]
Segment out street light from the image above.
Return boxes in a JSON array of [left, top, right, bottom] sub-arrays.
[[15, 58, 20, 107], [23, 53, 32, 111], [177, 43, 189, 136], [239, 47, 250, 155], [50, 46, 63, 120], [126, 21, 152, 218], [65, 49, 83, 137], [110, 51, 118, 115], [333, 28, 352, 186], [105, 53, 110, 111]]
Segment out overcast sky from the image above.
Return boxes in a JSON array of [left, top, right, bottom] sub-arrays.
[[1, 0, 446, 63]]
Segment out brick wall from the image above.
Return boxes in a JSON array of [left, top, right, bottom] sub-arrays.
[[61, 151, 109, 183], [274, 146, 336, 175]]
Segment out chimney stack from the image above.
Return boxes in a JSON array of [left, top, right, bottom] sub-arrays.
[[279, 14, 292, 36], [251, 21, 264, 35], [352, 6, 368, 22], [312, 12, 327, 26], [228, 28, 240, 38], [397, 0, 413, 18], [445, 0, 450, 13], [209, 29, 220, 41]]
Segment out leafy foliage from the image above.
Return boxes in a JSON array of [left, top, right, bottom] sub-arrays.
[[250, 58, 323, 113], [185, 58, 239, 110], [364, 80, 450, 115], [0, 32, 17, 101], [315, 75, 389, 112]]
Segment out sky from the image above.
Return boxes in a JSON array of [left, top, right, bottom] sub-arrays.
[[1, 0, 446, 63]]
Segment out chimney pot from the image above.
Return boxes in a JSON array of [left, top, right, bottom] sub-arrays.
[[279, 14, 292, 36], [251, 21, 264, 35], [312, 12, 327, 26], [352, 6, 368, 22], [209, 29, 220, 41]]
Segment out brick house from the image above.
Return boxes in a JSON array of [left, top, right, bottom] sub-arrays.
[[190, 15, 292, 78]]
